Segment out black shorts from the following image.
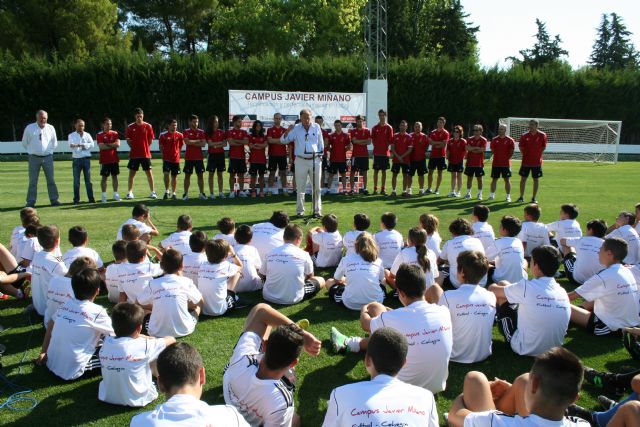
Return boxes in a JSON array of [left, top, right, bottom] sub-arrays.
[[268, 155, 287, 172], [391, 163, 410, 174], [373, 155, 390, 170], [409, 160, 427, 176], [351, 156, 369, 172], [249, 163, 267, 176], [491, 167, 512, 178], [428, 157, 447, 171], [464, 166, 485, 177], [163, 161, 181, 175], [303, 279, 321, 300], [183, 159, 205, 174], [100, 163, 120, 177], [322, 155, 329, 171], [329, 161, 347, 174], [128, 158, 152, 171], [497, 302, 519, 343], [207, 153, 226, 172], [519, 166, 543, 178], [228, 158, 247, 174], [447, 162, 464, 173], [587, 313, 613, 336]]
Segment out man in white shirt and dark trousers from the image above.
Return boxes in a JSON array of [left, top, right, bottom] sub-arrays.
[[322, 327, 439, 426], [22, 110, 60, 207], [68, 118, 95, 204], [280, 108, 324, 218]]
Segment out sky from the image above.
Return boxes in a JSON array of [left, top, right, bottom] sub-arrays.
[[462, 0, 640, 68]]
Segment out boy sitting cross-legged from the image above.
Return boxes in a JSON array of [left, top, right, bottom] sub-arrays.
[[198, 239, 246, 317]]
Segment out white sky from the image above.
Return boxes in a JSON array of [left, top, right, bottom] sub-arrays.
[[461, 0, 640, 68]]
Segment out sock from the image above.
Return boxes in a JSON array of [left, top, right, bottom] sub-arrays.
[[345, 337, 362, 353], [466, 189, 471, 195], [102, 192, 107, 197], [490, 192, 495, 197]]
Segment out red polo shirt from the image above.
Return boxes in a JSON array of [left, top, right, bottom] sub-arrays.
[[429, 129, 449, 158], [125, 122, 154, 159], [227, 128, 249, 159], [519, 131, 548, 167], [350, 128, 371, 157], [392, 132, 413, 164], [206, 129, 226, 154], [371, 123, 394, 156], [183, 128, 206, 161], [96, 130, 120, 164], [329, 131, 350, 162], [249, 135, 267, 163], [466, 136, 487, 167], [410, 132, 428, 161], [490, 135, 515, 167], [159, 131, 184, 163], [447, 138, 467, 164], [266, 126, 287, 156]]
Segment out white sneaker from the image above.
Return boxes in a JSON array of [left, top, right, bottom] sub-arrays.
[[218, 192, 226, 198], [182, 194, 189, 201], [447, 191, 456, 197], [113, 192, 120, 201], [199, 193, 207, 200], [126, 192, 134, 199], [454, 192, 461, 197], [506, 195, 512, 202], [209, 193, 216, 200], [228, 192, 236, 198], [419, 189, 426, 195], [433, 189, 440, 195], [464, 193, 471, 199], [407, 188, 412, 195], [488, 194, 495, 200], [150, 191, 158, 199], [477, 193, 483, 200], [101, 194, 107, 203]]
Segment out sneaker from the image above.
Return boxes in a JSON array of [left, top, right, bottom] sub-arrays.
[[419, 189, 426, 195], [402, 191, 410, 197], [171, 193, 177, 200], [101, 194, 107, 203], [531, 198, 538, 204], [488, 194, 495, 200], [380, 189, 387, 196], [447, 191, 456, 197], [454, 192, 461, 197], [516, 197, 524, 203], [463, 193, 471, 199], [150, 191, 158, 199], [390, 191, 396, 197], [182, 193, 189, 201], [50, 200, 61, 206], [163, 192, 169, 200], [199, 193, 207, 200], [565, 404, 593, 423], [407, 188, 412, 195], [583, 367, 624, 395], [233, 297, 252, 310], [126, 192, 134, 199], [229, 192, 236, 199], [361, 189, 370, 195], [477, 193, 483, 200], [425, 189, 432, 194], [597, 395, 616, 410], [238, 191, 248, 198], [209, 193, 216, 200], [218, 192, 226, 198], [506, 195, 511, 202], [113, 192, 121, 201], [331, 327, 349, 353], [296, 319, 310, 330], [433, 189, 439, 195], [372, 189, 378, 195]]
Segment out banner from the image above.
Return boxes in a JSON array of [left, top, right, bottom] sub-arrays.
[[228, 90, 367, 129]]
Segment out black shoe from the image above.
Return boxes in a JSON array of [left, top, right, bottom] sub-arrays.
[[583, 367, 625, 395], [50, 200, 61, 206], [362, 189, 370, 195], [531, 198, 538, 204], [171, 194, 177, 200], [313, 213, 322, 219], [88, 199, 96, 203], [597, 395, 616, 410], [73, 201, 80, 205], [516, 197, 524, 203], [566, 404, 593, 423], [233, 297, 252, 310], [25, 203, 35, 208], [163, 192, 169, 200]]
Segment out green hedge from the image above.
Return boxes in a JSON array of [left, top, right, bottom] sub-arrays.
[[1, 53, 638, 144]]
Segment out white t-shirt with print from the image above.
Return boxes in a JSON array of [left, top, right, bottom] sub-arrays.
[[31, 250, 68, 316], [606, 225, 640, 265], [343, 230, 364, 256], [428, 231, 442, 258], [374, 229, 404, 268], [182, 251, 207, 285], [261, 243, 314, 305], [116, 262, 163, 304], [10, 225, 25, 258], [390, 246, 439, 286], [234, 244, 263, 292], [333, 254, 385, 310], [198, 260, 239, 316], [62, 246, 104, 269], [312, 230, 343, 267], [472, 221, 496, 253], [105, 262, 124, 303], [564, 236, 604, 284], [517, 221, 551, 257], [547, 219, 582, 246], [440, 235, 487, 288], [117, 218, 153, 240], [214, 232, 237, 248], [251, 222, 284, 264], [464, 411, 591, 427], [487, 237, 527, 284], [160, 230, 192, 255], [45, 275, 74, 326]]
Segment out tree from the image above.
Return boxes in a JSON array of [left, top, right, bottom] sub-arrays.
[[589, 14, 611, 68], [509, 18, 568, 68], [422, 0, 479, 60], [589, 13, 638, 70]]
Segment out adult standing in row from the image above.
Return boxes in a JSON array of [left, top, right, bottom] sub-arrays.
[[22, 110, 60, 207], [281, 108, 324, 217], [371, 109, 394, 195], [517, 119, 547, 204], [125, 107, 157, 200], [68, 118, 95, 204]]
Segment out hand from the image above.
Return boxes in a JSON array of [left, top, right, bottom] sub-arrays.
[[302, 331, 321, 356], [35, 352, 48, 365], [489, 377, 512, 401], [287, 124, 295, 132]]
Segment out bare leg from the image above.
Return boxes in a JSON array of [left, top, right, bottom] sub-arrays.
[[362, 170, 368, 189], [391, 172, 398, 191], [495, 373, 530, 416], [456, 172, 462, 193], [340, 173, 347, 193], [197, 173, 204, 194], [570, 304, 592, 328], [490, 178, 498, 193], [101, 176, 108, 193], [208, 172, 214, 194], [360, 302, 388, 333], [128, 169, 136, 193], [163, 172, 171, 192], [229, 174, 236, 194], [608, 401, 640, 427], [381, 170, 387, 190], [504, 178, 511, 194], [435, 169, 443, 191], [217, 171, 224, 194], [144, 169, 155, 192], [532, 178, 539, 200], [171, 174, 177, 194], [111, 174, 118, 192], [184, 173, 192, 195], [373, 169, 379, 189], [268, 170, 276, 189], [418, 174, 424, 190], [519, 176, 527, 199], [477, 176, 483, 191], [427, 169, 434, 189]]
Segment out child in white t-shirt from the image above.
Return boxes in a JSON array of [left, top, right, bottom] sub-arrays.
[[389, 227, 438, 288], [606, 211, 640, 265], [10, 207, 39, 259], [419, 213, 442, 258], [489, 245, 571, 356], [133, 342, 249, 426], [159, 214, 192, 255], [117, 240, 163, 304], [62, 226, 104, 269], [116, 204, 159, 241], [105, 241, 127, 303], [429, 250, 496, 364], [137, 249, 203, 338], [214, 217, 237, 247], [120, 221, 163, 261], [45, 257, 96, 327], [251, 211, 289, 265], [518, 203, 550, 260], [569, 237, 640, 336], [547, 203, 582, 256], [31, 225, 68, 316], [374, 212, 404, 269], [561, 219, 606, 285], [487, 216, 527, 284], [0, 243, 30, 300], [471, 205, 496, 253], [99, 302, 176, 407], [19, 223, 50, 268], [327, 232, 386, 310], [343, 213, 370, 256], [182, 231, 208, 285], [36, 268, 114, 380], [635, 203, 640, 235], [308, 214, 343, 267], [438, 218, 486, 288], [233, 225, 263, 292], [198, 239, 243, 316]]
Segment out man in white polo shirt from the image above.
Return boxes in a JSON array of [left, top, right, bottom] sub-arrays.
[[280, 108, 324, 217], [331, 263, 453, 394], [322, 327, 439, 426], [68, 118, 96, 204], [260, 224, 325, 305], [251, 211, 289, 264], [22, 110, 60, 207]]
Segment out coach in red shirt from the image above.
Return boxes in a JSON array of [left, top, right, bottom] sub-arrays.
[[517, 119, 548, 203], [390, 120, 413, 197], [125, 107, 156, 199], [464, 124, 487, 200], [349, 115, 371, 195], [182, 114, 207, 200], [446, 125, 467, 197], [408, 121, 428, 195], [205, 115, 227, 199], [489, 124, 515, 202], [427, 117, 450, 195], [96, 117, 121, 202], [249, 120, 268, 197], [327, 120, 351, 194], [227, 115, 250, 198], [371, 109, 394, 195], [266, 113, 288, 195], [158, 119, 184, 199]]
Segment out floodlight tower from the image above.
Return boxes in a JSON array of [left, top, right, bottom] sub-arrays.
[[363, 0, 388, 125]]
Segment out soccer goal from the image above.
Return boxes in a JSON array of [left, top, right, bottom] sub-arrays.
[[499, 117, 622, 163]]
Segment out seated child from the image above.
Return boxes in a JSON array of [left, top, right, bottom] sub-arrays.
[[547, 203, 582, 256], [389, 227, 438, 288], [132, 342, 249, 426], [214, 217, 237, 247], [518, 203, 550, 260], [233, 225, 263, 292], [31, 225, 68, 316], [62, 226, 104, 269], [117, 241, 163, 304], [116, 204, 159, 241], [0, 243, 30, 299], [198, 239, 244, 316], [159, 214, 192, 255], [308, 214, 343, 268], [322, 327, 438, 426], [438, 218, 486, 288], [419, 213, 442, 258], [447, 347, 590, 427], [342, 213, 370, 256], [105, 240, 127, 304], [182, 231, 208, 285], [374, 212, 404, 269], [331, 264, 452, 394], [10, 207, 39, 259], [486, 215, 527, 284], [429, 250, 496, 363], [569, 237, 640, 336], [137, 249, 203, 338], [606, 211, 640, 265], [45, 257, 96, 326], [121, 223, 163, 261], [36, 268, 114, 380], [326, 232, 386, 310], [561, 219, 606, 285], [471, 205, 496, 253], [98, 302, 176, 407], [261, 224, 325, 305], [489, 245, 571, 356], [251, 211, 289, 264]]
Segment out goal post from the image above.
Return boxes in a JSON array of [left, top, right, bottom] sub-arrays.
[[499, 117, 622, 163]]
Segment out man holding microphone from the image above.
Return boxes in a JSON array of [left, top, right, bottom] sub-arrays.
[[22, 110, 60, 207], [281, 109, 324, 218]]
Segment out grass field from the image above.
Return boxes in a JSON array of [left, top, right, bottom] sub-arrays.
[[0, 159, 637, 426]]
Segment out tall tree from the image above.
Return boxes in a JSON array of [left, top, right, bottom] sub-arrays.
[[422, 0, 479, 60], [589, 14, 611, 69], [509, 18, 568, 68], [607, 13, 638, 69]]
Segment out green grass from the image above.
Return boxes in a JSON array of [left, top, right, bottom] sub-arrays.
[[0, 160, 637, 426]]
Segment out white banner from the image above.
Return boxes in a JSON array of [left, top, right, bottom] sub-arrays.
[[228, 90, 367, 129]]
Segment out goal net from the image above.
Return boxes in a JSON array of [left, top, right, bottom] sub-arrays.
[[499, 117, 622, 163]]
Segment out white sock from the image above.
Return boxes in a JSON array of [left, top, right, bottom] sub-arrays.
[[466, 189, 471, 195], [346, 337, 362, 353], [490, 192, 495, 197], [102, 192, 107, 197]]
